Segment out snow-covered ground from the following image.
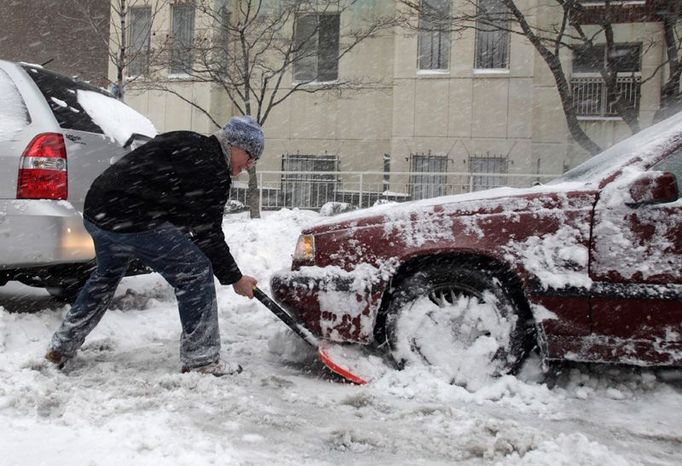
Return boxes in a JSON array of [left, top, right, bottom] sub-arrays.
[[0, 209, 680, 465]]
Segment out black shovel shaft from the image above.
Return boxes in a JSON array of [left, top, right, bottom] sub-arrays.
[[253, 287, 319, 348]]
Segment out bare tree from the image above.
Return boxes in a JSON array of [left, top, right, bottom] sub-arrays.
[[144, 0, 393, 217], [400, 0, 682, 156], [65, 0, 168, 100]]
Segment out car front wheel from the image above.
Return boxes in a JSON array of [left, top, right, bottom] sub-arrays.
[[382, 261, 532, 389]]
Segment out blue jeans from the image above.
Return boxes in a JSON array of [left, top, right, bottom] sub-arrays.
[[50, 220, 220, 368]]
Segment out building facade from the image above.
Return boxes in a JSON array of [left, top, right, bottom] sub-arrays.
[[117, 0, 673, 205]]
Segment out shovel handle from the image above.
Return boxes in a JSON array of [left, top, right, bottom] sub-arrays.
[[253, 287, 319, 348]]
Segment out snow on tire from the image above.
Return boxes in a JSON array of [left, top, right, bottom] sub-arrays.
[[384, 261, 532, 390]]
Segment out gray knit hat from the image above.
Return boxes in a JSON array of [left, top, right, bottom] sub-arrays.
[[223, 115, 264, 160]]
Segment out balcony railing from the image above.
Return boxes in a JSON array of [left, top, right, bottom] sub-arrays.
[[571, 75, 641, 118], [229, 170, 561, 211]]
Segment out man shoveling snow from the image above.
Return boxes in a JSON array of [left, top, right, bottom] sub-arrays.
[[46, 116, 263, 376]]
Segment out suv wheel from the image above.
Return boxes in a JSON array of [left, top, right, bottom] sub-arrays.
[[382, 261, 533, 389]]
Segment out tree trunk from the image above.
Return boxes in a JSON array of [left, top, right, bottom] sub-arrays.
[[247, 168, 260, 219], [502, 0, 601, 155], [117, 0, 126, 101]]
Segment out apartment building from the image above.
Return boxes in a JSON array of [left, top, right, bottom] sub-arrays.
[[119, 0, 672, 206]]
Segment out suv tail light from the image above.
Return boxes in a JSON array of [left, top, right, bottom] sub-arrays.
[[17, 133, 68, 200]]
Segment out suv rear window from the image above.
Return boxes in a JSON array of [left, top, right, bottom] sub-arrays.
[[22, 65, 110, 134]]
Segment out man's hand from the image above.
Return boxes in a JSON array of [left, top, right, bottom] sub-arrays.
[[233, 275, 258, 299]]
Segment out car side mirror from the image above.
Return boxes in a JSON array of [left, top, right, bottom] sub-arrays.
[[627, 171, 679, 207]]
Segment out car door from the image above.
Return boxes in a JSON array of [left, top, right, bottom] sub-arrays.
[[589, 145, 682, 362]]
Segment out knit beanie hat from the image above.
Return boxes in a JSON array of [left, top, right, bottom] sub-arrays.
[[222, 115, 264, 160]]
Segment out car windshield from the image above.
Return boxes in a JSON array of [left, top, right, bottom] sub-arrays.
[[547, 111, 682, 185]]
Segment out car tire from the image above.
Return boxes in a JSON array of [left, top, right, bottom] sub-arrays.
[[382, 260, 533, 388]]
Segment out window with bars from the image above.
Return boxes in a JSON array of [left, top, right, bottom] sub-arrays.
[[170, 4, 195, 74], [468, 155, 508, 192], [474, 0, 510, 70], [128, 6, 152, 77], [571, 43, 641, 117], [281, 154, 338, 209], [417, 0, 450, 71], [293, 14, 340, 82], [410, 154, 448, 200]]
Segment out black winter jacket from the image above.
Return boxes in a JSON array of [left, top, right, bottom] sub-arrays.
[[84, 131, 242, 285]]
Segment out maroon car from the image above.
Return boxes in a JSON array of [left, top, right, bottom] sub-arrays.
[[272, 114, 682, 382]]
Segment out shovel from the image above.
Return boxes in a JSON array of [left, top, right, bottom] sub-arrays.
[[253, 287, 369, 384]]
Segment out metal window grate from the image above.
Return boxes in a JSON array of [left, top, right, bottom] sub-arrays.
[[571, 76, 641, 117], [410, 153, 448, 200], [281, 154, 338, 208], [468, 154, 508, 191]]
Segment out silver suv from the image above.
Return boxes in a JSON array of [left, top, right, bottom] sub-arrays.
[[0, 60, 155, 299]]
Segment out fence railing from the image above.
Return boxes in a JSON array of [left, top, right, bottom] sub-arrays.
[[571, 75, 641, 117], [230, 170, 561, 211]]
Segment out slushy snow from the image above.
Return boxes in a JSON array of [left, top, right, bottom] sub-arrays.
[[0, 209, 680, 465]]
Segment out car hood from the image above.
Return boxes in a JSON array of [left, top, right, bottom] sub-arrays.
[[305, 181, 593, 235]]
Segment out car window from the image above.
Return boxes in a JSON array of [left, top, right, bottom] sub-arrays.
[[652, 146, 682, 181], [0, 68, 31, 139], [21, 64, 109, 134]]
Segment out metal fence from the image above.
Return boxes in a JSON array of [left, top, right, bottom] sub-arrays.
[[229, 170, 561, 211], [571, 75, 641, 117]]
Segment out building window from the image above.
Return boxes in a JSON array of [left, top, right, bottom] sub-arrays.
[[128, 6, 152, 77], [417, 0, 450, 71], [217, 4, 230, 75], [571, 43, 641, 118], [474, 0, 510, 70], [468, 154, 508, 192], [293, 14, 340, 82], [281, 154, 338, 208], [170, 4, 195, 74], [410, 153, 448, 200]]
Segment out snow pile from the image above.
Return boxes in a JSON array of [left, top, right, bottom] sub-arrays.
[[0, 69, 30, 140], [390, 293, 516, 391], [498, 433, 631, 466], [77, 89, 157, 146]]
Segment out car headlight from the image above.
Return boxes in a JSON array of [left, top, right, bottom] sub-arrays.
[[293, 234, 315, 262]]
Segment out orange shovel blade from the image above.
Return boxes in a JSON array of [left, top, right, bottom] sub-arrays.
[[317, 340, 369, 385]]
